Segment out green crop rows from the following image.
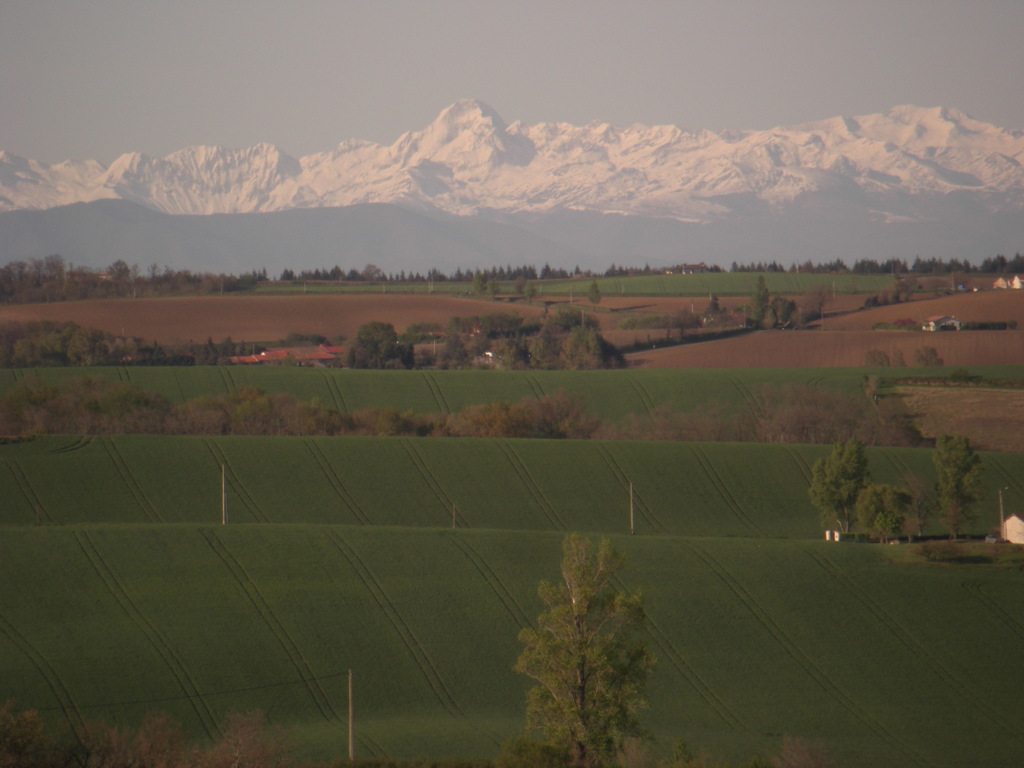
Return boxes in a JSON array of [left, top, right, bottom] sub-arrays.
[[5, 435, 989, 536], [2, 517, 1023, 766], [3, 366, 1024, 767]]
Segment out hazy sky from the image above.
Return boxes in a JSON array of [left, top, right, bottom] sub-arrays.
[[2, 0, 1022, 165]]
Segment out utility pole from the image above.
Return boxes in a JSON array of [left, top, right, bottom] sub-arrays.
[[348, 669, 355, 762], [629, 482, 635, 535], [999, 487, 1008, 538]]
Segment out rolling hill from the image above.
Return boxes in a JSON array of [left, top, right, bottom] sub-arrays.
[[3, 435, 1024, 766]]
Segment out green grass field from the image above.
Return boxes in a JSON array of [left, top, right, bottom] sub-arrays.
[[4, 435, 1005, 537], [3, 366, 1024, 767], [3, 519, 1023, 767], [5, 365, 1023, 422]]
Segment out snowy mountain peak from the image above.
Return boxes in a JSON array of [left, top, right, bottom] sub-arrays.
[[1, 101, 1022, 218], [434, 98, 508, 132], [392, 99, 536, 173]]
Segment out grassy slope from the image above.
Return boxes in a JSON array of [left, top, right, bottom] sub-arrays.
[[3, 435, 1002, 537], [6, 366, 1024, 422], [2, 524, 1023, 767], [3, 362, 1024, 767]]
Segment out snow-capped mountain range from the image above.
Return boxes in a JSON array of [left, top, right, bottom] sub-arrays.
[[3, 99, 1023, 220]]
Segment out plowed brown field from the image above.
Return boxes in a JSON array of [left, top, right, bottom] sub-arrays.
[[626, 329, 1024, 368], [822, 289, 1024, 330], [0, 295, 548, 344], [897, 386, 1024, 453]]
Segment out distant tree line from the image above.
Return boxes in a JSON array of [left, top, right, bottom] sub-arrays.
[[0, 255, 269, 304], [730, 252, 1024, 274], [2, 250, 1021, 306]]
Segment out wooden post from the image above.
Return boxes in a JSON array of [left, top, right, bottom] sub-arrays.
[[629, 482, 635, 535], [348, 669, 355, 762]]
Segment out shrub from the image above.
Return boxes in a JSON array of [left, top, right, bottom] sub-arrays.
[[919, 540, 964, 562], [864, 349, 890, 367]]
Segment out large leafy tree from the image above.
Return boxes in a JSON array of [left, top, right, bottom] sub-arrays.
[[933, 434, 984, 539], [345, 321, 412, 369], [856, 483, 910, 543], [515, 535, 653, 768], [748, 275, 770, 327], [808, 438, 870, 533]]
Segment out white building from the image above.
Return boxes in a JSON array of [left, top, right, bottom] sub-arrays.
[[1002, 513, 1024, 544]]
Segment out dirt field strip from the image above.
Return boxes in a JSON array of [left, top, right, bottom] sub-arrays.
[[627, 329, 1024, 368], [0, 294, 548, 345], [896, 386, 1024, 453]]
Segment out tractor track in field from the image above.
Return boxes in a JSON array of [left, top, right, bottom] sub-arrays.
[[689, 446, 766, 537], [596, 444, 668, 534], [200, 529, 340, 723], [48, 436, 93, 453], [525, 374, 546, 400], [625, 374, 657, 417], [401, 440, 459, 526], [74, 531, 219, 739], [729, 376, 763, 421], [170, 369, 188, 402], [204, 440, 270, 523], [785, 446, 814, 485], [321, 370, 349, 413], [882, 449, 917, 490], [0, 608, 84, 733], [498, 441, 565, 531], [101, 437, 162, 522], [985, 455, 1024, 503], [960, 579, 1024, 645], [448, 535, 531, 630], [217, 367, 234, 396], [613, 576, 746, 732], [421, 372, 451, 413], [303, 440, 370, 525], [327, 531, 462, 718], [7, 461, 52, 524], [806, 550, 1023, 742], [356, 733, 387, 760], [686, 542, 931, 767]]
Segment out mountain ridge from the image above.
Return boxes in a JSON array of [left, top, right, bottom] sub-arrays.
[[2, 100, 1022, 220], [3, 101, 1023, 274]]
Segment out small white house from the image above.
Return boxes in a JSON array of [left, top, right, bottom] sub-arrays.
[[921, 315, 962, 332], [1002, 513, 1024, 544]]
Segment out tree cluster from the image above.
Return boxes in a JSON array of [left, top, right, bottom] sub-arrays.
[[0, 322, 271, 368], [421, 309, 622, 372], [808, 435, 983, 540]]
